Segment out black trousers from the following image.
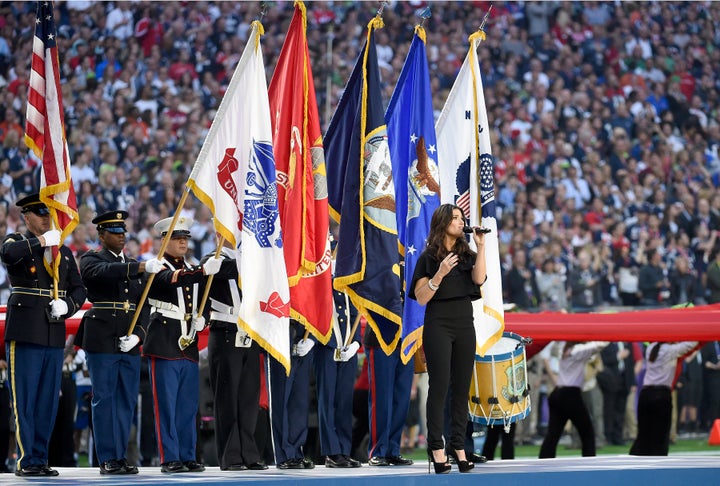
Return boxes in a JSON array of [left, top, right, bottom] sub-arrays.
[[539, 387, 595, 458], [208, 329, 261, 468], [423, 315, 475, 452], [482, 422, 516, 460], [601, 386, 628, 445], [630, 385, 671, 456]]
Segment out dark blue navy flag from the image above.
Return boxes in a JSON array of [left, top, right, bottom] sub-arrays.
[[386, 27, 440, 364], [325, 17, 402, 354]]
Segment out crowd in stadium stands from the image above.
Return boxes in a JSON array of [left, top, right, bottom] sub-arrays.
[[0, 0, 719, 467], [0, 1, 719, 313]]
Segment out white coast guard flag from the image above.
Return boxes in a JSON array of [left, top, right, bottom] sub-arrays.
[[187, 21, 291, 373], [436, 31, 504, 356]]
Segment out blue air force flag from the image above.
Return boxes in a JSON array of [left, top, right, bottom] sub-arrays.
[[386, 26, 441, 364]]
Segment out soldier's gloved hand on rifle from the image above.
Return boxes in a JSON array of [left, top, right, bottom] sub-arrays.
[[294, 338, 315, 357], [49, 299, 68, 319], [119, 335, 140, 352], [202, 257, 222, 276], [192, 316, 206, 332], [338, 341, 360, 362]]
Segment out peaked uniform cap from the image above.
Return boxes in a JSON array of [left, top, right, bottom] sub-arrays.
[[154, 216, 193, 238], [16, 193, 49, 214], [92, 210, 128, 234]]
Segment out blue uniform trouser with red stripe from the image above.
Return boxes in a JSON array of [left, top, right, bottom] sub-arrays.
[[7, 342, 62, 469], [149, 357, 198, 464], [87, 352, 140, 464], [367, 346, 413, 458]]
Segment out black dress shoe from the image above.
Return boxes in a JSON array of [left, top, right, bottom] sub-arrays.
[[222, 464, 248, 471], [277, 458, 303, 469], [325, 454, 352, 468], [301, 457, 315, 469], [183, 460, 206, 472], [368, 456, 390, 466], [15, 465, 43, 477], [161, 461, 189, 473], [386, 455, 414, 466], [343, 455, 361, 468], [100, 460, 124, 475], [40, 465, 59, 477], [247, 462, 269, 470], [470, 453, 488, 463], [119, 458, 139, 474]]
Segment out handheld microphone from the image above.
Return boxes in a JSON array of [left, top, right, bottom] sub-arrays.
[[463, 226, 491, 235]]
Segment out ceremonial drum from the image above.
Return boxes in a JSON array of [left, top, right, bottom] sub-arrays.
[[469, 332, 530, 427]]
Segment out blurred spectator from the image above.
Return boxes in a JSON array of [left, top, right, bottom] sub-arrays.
[[504, 249, 539, 311], [638, 248, 671, 306], [568, 250, 601, 312]]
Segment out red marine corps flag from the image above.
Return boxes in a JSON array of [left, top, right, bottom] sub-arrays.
[[25, 1, 78, 279], [268, 1, 333, 344]]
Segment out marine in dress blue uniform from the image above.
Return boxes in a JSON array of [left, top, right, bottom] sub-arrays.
[[202, 243, 267, 471], [268, 319, 315, 469], [0, 194, 86, 477], [142, 216, 222, 474], [77, 210, 154, 475], [314, 288, 361, 468]]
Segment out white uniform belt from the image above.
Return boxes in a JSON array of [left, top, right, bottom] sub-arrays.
[[210, 311, 238, 324], [209, 300, 239, 324], [149, 298, 191, 321]]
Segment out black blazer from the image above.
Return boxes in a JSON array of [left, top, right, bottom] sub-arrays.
[[78, 248, 148, 354], [0, 231, 86, 347]]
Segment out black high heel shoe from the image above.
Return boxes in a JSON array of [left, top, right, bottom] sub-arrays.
[[427, 449, 451, 474], [448, 450, 474, 473]]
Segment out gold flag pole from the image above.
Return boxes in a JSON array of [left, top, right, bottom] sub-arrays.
[[126, 188, 191, 336], [196, 235, 226, 319]]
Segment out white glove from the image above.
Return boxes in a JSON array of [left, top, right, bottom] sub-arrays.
[[49, 299, 68, 319], [119, 334, 140, 352], [144, 258, 164, 274], [202, 256, 222, 276], [339, 341, 360, 362], [294, 338, 315, 357], [42, 230, 61, 247], [192, 316, 206, 331]]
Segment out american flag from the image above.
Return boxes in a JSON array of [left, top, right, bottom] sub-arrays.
[[25, 1, 78, 278]]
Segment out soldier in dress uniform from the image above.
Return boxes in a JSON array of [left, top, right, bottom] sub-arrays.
[[268, 319, 316, 470], [0, 193, 86, 477], [202, 237, 267, 471], [142, 216, 222, 474], [364, 326, 415, 467], [77, 210, 163, 474], [314, 288, 362, 468]]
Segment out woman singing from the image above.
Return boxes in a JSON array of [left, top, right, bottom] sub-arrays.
[[409, 204, 487, 474]]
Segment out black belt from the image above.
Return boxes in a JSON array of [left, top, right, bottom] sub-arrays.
[[11, 287, 66, 298], [93, 301, 136, 312], [209, 321, 237, 331]]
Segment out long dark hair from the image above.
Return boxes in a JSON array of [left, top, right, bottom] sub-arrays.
[[649, 342, 662, 363], [425, 204, 476, 262]]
